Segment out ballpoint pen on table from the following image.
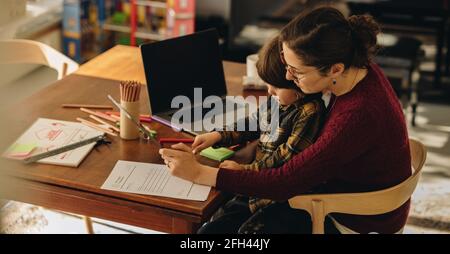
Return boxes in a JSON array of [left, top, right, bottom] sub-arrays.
[[159, 138, 194, 144]]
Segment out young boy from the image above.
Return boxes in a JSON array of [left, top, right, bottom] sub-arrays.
[[192, 35, 326, 214]]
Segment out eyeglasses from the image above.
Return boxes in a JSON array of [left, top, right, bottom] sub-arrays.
[[280, 50, 304, 81], [280, 50, 309, 82]]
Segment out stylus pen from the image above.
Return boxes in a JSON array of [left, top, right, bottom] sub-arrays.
[[151, 115, 183, 132]]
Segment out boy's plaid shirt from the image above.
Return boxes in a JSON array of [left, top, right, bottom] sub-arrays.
[[217, 94, 326, 213]]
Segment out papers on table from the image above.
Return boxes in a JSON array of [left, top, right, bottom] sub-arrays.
[[101, 160, 211, 201], [3, 118, 103, 167]]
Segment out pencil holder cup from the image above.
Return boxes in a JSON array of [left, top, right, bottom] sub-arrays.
[[120, 100, 140, 140]]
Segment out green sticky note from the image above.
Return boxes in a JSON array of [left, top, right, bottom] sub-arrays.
[[200, 147, 235, 162], [8, 143, 37, 157]]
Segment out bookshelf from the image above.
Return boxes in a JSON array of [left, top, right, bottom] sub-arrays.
[[62, 0, 195, 62], [100, 0, 196, 46]]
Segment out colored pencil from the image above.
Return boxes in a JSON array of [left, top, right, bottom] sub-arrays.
[[80, 108, 117, 122], [76, 118, 117, 136], [89, 115, 120, 132], [62, 104, 113, 109]]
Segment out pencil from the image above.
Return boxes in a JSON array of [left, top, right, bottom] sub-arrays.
[[80, 108, 118, 123], [106, 111, 151, 118], [120, 80, 142, 102], [62, 104, 113, 109], [109, 114, 121, 121], [105, 111, 151, 123], [76, 118, 117, 136], [89, 115, 120, 132]]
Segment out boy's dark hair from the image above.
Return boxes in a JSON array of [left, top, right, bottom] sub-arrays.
[[256, 36, 301, 92], [280, 7, 380, 75]]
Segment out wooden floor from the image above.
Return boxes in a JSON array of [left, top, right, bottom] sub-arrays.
[[0, 201, 164, 234]]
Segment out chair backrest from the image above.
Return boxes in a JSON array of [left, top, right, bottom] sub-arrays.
[[0, 40, 79, 109], [288, 138, 427, 234], [0, 39, 78, 79]]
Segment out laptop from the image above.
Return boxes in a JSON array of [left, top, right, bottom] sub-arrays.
[[140, 29, 254, 135]]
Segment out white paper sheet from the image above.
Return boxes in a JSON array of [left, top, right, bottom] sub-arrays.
[[101, 160, 211, 201]]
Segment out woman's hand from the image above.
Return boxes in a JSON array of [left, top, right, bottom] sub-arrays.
[[159, 143, 218, 186], [219, 160, 245, 170], [191, 131, 222, 154]]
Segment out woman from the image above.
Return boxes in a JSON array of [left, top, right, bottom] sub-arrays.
[[159, 7, 411, 234]]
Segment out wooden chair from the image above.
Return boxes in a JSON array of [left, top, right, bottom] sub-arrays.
[[0, 39, 79, 109], [0, 39, 78, 79], [288, 138, 427, 234]]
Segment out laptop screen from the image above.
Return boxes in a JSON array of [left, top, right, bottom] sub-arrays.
[[140, 29, 227, 114]]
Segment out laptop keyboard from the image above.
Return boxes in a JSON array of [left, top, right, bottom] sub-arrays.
[[171, 98, 245, 119], [167, 98, 255, 133]]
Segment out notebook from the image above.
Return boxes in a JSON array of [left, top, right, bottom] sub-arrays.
[[3, 118, 104, 167]]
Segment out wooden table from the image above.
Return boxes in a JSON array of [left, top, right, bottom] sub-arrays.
[[0, 45, 256, 233]]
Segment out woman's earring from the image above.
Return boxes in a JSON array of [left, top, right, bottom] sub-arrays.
[[332, 79, 337, 85]]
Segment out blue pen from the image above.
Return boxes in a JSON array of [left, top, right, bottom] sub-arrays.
[[151, 115, 183, 132]]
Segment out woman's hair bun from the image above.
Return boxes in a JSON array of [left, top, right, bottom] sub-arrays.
[[348, 14, 381, 58]]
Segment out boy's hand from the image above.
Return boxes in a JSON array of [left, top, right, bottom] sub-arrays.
[[219, 160, 245, 170], [233, 140, 258, 164], [192, 131, 222, 154]]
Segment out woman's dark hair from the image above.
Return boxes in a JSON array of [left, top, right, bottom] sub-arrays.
[[256, 36, 302, 92], [279, 7, 380, 75]]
